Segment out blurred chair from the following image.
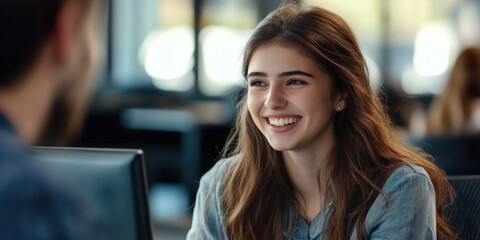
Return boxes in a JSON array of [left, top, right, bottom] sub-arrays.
[[447, 175, 480, 240], [408, 134, 480, 175]]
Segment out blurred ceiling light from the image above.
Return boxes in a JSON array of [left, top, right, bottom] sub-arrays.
[[199, 26, 251, 96], [413, 22, 452, 77], [140, 26, 194, 91], [364, 54, 382, 92], [401, 67, 444, 95]]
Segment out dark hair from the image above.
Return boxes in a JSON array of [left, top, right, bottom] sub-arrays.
[[0, 0, 64, 86], [221, 4, 455, 239]]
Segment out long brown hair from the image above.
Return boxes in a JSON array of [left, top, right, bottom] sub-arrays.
[[221, 4, 455, 239], [427, 47, 480, 135]]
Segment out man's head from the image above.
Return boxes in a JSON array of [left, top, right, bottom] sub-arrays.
[[0, 0, 104, 145]]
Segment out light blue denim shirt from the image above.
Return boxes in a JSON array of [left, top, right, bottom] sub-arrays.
[[187, 156, 436, 239]]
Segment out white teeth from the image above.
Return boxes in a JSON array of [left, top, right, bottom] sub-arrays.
[[268, 117, 298, 126]]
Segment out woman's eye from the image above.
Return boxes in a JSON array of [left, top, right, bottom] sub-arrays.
[[287, 79, 306, 85], [249, 80, 266, 87]]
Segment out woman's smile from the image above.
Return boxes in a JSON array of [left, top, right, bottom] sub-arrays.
[[264, 115, 302, 133]]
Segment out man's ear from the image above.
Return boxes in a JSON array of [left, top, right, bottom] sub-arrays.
[[52, 0, 84, 65]]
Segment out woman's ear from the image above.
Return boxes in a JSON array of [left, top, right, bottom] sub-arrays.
[[335, 92, 348, 111]]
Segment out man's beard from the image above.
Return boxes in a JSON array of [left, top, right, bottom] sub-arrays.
[[37, 24, 99, 147], [37, 86, 91, 146], [37, 51, 95, 146]]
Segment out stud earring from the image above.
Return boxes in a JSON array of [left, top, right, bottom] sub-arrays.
[[337, 106, 341, 111]]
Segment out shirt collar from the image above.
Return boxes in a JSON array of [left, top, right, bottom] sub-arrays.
[[282, 198, 334, 239], [0, 110, 17, 135]]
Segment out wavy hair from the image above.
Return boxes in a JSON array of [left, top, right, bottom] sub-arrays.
[[427, 47, 480, 135], [220, 4, 455, 240]]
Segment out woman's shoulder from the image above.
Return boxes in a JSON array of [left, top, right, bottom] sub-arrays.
[[382, 163, 433, 193], [198, 155, 240, 188], [360, 163, 437, 239], [390, 163, 429, 178], [187, 156, 240, 239]]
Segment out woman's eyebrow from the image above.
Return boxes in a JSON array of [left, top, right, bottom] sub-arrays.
[[247, 71, 313, 78], [279, 71, 314, 78], [246, 72, 267, 78]]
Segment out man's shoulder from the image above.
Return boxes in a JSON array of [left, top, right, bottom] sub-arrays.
[[0, 135, 63, 210], [0, 126, 30, 161], [0, 131, 37, 185], [0, 132, 101, 239]]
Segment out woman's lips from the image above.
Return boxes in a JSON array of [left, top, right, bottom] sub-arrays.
[[263, 116, 302, 132]]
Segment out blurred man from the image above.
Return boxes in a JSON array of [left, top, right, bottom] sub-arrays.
[[0, 0, 104, 239]]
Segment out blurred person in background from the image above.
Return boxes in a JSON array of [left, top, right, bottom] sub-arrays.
[[0, 0, 104, 239], [427, 46, 480, 135], [187, 3, 455, 240]]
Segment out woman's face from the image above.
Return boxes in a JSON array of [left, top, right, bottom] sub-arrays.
[[246, 42, 345, 152]]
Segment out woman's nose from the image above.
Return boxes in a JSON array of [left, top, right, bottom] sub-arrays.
[[264, 86, 287, 110]]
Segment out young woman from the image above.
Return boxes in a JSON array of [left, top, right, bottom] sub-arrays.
[[427, 47, 480, 135], [188, 4, 455, 240]]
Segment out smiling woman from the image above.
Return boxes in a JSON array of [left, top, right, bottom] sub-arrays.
[[246, 42, 341, 153], [187, 3, 456, 240]]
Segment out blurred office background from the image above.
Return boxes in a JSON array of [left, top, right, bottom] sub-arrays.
[[69, 0, 480, 238]]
